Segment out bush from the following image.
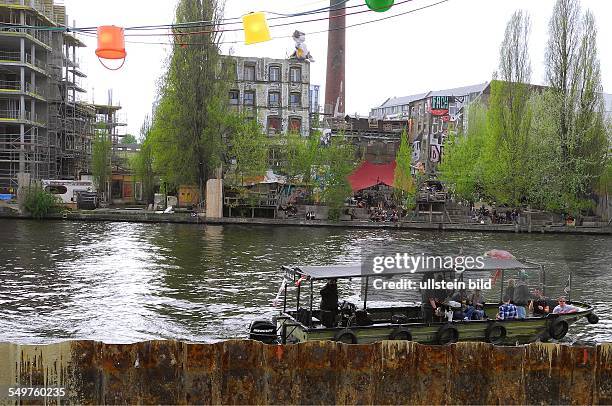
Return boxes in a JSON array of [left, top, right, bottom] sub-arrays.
[[24, 186, 60, 219]]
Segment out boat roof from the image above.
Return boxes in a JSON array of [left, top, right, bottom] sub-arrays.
[[285, 257, 539, 280]]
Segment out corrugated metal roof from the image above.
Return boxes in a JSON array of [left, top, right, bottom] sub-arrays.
[[374, 82, 489, 109]]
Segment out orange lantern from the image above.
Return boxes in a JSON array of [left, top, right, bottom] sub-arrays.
[[96, 26, 127, 70]]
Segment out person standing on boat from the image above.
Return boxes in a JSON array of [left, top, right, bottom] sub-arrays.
[[513, 272, 531, 319], [320, 279, 339, 327], [504, 279, 515, 303]]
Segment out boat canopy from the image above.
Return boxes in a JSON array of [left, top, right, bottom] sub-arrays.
[[285, 257, 539, 280]]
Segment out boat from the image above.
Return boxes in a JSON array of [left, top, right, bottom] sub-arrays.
[[248, 255, 599, 345]]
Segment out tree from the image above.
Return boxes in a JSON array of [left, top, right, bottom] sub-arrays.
[[121, 134, 138, 144], [438, 103, 488, 202], [393, 130, 416, 207], [483, 10, 533, 206], [319, 137, 358, 220], [148, 0, 228, 200], [91, 131, 111, 199], [544, 0, 609, 213], [131, 116, 156, 204], [280, 132, 322, 183], [226, 116, 268, 184]]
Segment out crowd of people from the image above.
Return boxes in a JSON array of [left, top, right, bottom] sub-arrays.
[[471, 206, 521, 225]]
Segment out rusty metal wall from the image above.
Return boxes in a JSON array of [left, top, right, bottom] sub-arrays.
[[0, 340, 610, 405]]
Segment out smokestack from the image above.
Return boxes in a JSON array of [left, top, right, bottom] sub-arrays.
[[324, 0, 345, 117]]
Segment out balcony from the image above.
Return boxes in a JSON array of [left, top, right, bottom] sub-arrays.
[[0, 50, 47, 71], [0, 24, 52, 48], [0, 109, 44, 125], [0, 0, 57, 23]]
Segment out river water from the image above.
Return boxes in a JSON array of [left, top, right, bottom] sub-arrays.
[[0, 219, 610, 344]]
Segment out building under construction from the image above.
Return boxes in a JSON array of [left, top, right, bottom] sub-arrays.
[[0, 0, 94, 193]]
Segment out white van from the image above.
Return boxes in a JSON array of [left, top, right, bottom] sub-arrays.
[[42, 180, 96, 206]]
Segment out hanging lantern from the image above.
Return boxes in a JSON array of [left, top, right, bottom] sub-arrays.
[[365, 0, 394, 12], [96, 26, 127, 70], [243, 12, 271, 45]]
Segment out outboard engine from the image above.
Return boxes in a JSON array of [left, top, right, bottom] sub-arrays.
[[249, 319, 277, 344]]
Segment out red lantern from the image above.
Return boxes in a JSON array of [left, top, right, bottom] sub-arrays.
[[96, 26, 127, 70]]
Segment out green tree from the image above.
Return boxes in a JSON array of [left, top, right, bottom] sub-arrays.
[[482, 10, 533, 206], [131, 116, 156, 204], [393, 130, 416, 207], [544, 0, 609, 213], [92, 132, 111, 199], [319, 137, 358, 220], [280, 132, 322, 183], [121, 134, 138, 144], [148, 0, 228, 200], [438, 103, 488, 202], [226, 116, 268, 184]]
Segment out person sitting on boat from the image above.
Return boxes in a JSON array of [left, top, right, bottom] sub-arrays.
[[421, 274, 447, 322], [497, 296, 518, 320], [464, 288, 486, 320], [513, 271, 531, 319], [529, 289, 557, 315], [319, 278, 339, 327], [449, 289, 468, 320], [552, 297, 579, 314]]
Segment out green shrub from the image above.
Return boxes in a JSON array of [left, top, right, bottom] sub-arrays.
[[24, 186, 60, 219]]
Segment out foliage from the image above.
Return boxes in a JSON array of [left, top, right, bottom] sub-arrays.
[[121, 134, 138, 144], [393, 130, 416, 207], [24, 185, 59, 219], [131, 116, 157, 203], [147, 0, 229, 199], [226, 115, 268, 184], [91, 132, 111, 197], [319, 137, 358, 220], [438, 103, 488, 202], [280, 132, 322, 183]]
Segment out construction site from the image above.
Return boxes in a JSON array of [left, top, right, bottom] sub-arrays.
[[0, 0, 126, 196]]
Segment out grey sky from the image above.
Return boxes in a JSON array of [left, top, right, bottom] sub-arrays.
[[63, 0, 612, 137]]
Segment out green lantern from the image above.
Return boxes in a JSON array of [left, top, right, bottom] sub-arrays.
[[365, 0, 394, 12]]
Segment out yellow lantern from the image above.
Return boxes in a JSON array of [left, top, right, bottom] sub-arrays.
[[243, 12, 271, 45]]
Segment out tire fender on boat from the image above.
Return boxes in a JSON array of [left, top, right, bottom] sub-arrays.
[[485, 322, 507, 344], [436, 323, 459, 345], [586, 313, 599, 324], [334, 329, 357, 344], [548, 317, 569, 340], [389, 327, 413, 341]]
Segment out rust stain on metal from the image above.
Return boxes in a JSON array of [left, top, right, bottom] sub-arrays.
[[0, 340, 610, 404]]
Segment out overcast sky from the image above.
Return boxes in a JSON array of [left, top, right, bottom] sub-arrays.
[[63, 0, 612, 138]]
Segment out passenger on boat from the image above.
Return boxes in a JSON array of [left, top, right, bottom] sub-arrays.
[[450, 289, 468, 320], [513, 272, 531, 319], [505, 279, 515, 303], [497, 296, 518, 320], [552, 297, 579, 314], [464, 288, 485, 320], [320, 279, 339, 327], [529, 290, 557, 315], [421, 274, 448, 322]]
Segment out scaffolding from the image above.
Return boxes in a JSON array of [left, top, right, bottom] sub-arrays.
[[0, 0, 94, 192]]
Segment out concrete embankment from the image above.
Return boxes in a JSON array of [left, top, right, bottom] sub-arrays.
[[1, 209, 611, 235], [0, 340, 610, 405]]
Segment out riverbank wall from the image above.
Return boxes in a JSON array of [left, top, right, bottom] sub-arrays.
[[1, 209, 611, 235], [0, 340, 610, 404]]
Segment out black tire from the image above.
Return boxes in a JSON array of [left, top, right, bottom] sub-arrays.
[[485, 322, 507, 345], [437, 323, 459, 345], [389, 327, 413, 341], [548, 318, 569, 340], [334, 329, 358, 344], [587, 313, 599, 324], [249, 319, 277, 344]]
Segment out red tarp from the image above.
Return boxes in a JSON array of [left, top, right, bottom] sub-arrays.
[[348, 161, 397, 192]]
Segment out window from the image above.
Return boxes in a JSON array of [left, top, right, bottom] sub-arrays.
[[289, 117, 302, 133], [392, 106, 398, 113], [229, 90, 239, 105], [402, 105, 409, 111], [289, 92, 301, 108], [267, 116, 281, 135], [269, 65, 280, 82], [244, 64, 255, 81], [290, 66, 302, 83], [268, 91, 280, 107], [45, 185, 67, 195], [244, 90, 255, 106]]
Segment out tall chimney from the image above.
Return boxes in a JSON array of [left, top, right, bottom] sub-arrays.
[[324, 0, 345, 117]]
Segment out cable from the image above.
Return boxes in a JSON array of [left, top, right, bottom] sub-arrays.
[[115, 0, 448, 47]]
